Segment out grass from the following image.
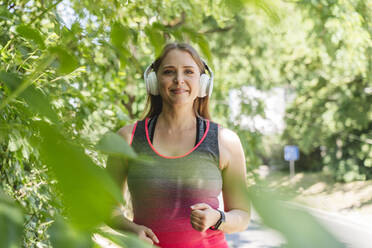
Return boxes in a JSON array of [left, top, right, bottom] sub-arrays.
[[258, 167, 372, 215]]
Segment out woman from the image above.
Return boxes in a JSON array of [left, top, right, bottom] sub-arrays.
[[106, 42, 250, 248]]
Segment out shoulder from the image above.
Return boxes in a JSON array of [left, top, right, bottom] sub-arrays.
[[117, 122, 138, 144], [218, 125, 244, 170], [218, 126, 242, 152]]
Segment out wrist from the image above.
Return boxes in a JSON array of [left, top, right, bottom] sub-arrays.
[[109, 213, 139, 234], [129, 222, 142, 234], [209, 209, 225, 230]]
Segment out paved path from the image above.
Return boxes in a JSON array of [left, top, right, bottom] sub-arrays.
[[226, 219, 285, 248], [225, 205, 372, 248], [225, 210, 285, 248]]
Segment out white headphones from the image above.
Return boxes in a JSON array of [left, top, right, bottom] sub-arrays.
[[144, 58, 214, 98]]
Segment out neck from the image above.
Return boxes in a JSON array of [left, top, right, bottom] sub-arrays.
[[157, 104, 197, 133]]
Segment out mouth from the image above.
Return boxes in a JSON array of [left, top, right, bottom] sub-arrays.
[[170, 89, 188, 94]]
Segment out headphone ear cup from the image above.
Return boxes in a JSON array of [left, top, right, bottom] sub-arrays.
[[146, 71, 159, 95], [199, 73, 210, 98]]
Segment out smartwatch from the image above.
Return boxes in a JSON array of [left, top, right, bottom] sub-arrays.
[[209, 209, 225, 230]]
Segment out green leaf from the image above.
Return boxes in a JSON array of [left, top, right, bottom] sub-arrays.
[[245, 0, 280, 23], [144, 26, 165, 57], [16, 24, 46, 49], [35, 121, 124, 231], [0, 71, 22, 93], [0, 189, 24, 248], [96, 229, 153, 248], [48, 46, 79, 74], [96, 132, 137, 159], [222, 0, 279, 22], [48, 215, 93, 248], [0, 6, 11, 20], [248, 182, 346, 248], [222, 0, 245, 14], [182, 28, 212, 62], [195, 35, 212, 63], [110, 22, 132, 65], [0, 71, 58, 123], [111, 22, 130, 48], [20, 85, 59, 124]]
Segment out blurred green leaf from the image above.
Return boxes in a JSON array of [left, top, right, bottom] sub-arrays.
[[0, 189, 24, 248], [96, 132, 137, 159], [48, 46, 79, 74], [20, 85, 59, 123], [111, 22, 130, 48], [35, 121, 123, 230], [0, 53, 55, 111], [246, 0, 280, 22], [0, 71, 22, 92], [182, 28, 212, 62], [248, 183, 346, 248], [0, 71, 58, 123], [16, 24, 46, 49], [49, 215, 93, 248], [110, 22, 131, 64], [96, 229, 153, 248], [144, 26, 165, 57], [0, 6, 11, 20], [222, 0, 245, 13]]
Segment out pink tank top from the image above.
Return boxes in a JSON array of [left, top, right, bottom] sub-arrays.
[[128, 116, 229, 248]]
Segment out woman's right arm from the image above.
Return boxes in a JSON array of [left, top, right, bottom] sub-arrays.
[[106, 124, 159, 245]]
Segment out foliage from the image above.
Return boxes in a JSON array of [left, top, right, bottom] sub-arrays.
[[0, 0, 369, 247], [282, 0, 372, 181]]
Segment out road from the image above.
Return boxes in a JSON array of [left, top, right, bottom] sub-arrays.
[[225, 205, 372, 248], [225, 210, 285, 248]]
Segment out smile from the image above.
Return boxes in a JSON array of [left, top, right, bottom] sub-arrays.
[[171, 89, 188, 94]]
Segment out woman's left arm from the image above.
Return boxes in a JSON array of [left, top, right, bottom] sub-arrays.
[[217, 127, 251, 234], [189, 127, 251, 234]]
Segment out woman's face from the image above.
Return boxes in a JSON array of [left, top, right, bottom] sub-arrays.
[[156, 49, 201, 106]]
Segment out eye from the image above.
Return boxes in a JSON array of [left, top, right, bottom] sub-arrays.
[[163, 70, 173, 74], [185, 70, 194, 74]]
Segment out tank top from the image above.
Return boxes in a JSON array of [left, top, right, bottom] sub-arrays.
[[127, 115, 229, 248]]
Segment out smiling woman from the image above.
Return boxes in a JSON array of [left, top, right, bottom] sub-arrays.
[[106, 42, 250, 248]]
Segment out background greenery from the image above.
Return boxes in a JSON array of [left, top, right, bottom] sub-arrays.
[[0, 0, 370, 247]]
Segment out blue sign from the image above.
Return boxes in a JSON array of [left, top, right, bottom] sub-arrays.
[[284, 145, 299, 161]]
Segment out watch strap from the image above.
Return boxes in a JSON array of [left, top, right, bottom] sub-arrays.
[[209, 209, 225, 230]]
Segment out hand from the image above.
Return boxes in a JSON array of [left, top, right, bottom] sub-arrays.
[[132, 223, 160, 245], [190, 203, 221, 232]]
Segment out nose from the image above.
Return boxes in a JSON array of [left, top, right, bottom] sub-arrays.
[[173, 71, 185, 84]]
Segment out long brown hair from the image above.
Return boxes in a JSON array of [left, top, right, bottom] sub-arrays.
[[140, 42, 212, 120]]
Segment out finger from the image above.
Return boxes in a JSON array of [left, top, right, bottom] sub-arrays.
[[190, 203, 210, 210], [190, 213, 205, 223], [139, 233, 154, 244], [144, 228, 160, 243], [190, 215, 203, 225], [191, 221, 206, 232], [190, 220, 202, 231], [191, 210, 206, 219]]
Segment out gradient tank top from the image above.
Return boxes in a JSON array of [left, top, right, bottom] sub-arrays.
[[127, 116, 229, 248]]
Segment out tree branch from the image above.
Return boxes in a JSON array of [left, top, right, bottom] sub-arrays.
[[164, 11, 186, 29], [121, 90, 136, 119], [29, 0, 63, 24], [200, 25, 234, 34]]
